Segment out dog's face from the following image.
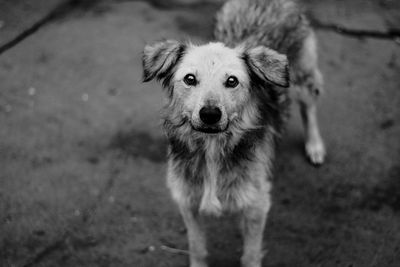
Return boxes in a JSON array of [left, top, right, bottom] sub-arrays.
[[143, 41, 289, 136], [172, 43, 250, 133]]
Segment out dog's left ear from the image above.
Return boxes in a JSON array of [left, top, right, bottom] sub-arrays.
[[142, 40, 186, 85], [243, 46, 289, 88]]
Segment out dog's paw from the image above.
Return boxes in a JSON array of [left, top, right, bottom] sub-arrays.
[[305, 139, 326, 166], [241, 256, 262, 267], [190, 261, 208, 267], [199, 199, 222, 216]]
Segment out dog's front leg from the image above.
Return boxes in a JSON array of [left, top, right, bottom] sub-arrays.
[[240, 200, 270, 267], [179, 205, 208, 267]]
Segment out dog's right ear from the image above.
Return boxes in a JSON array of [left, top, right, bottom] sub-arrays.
[[142, 40, 186, 85], [242, 46, 289, 88]]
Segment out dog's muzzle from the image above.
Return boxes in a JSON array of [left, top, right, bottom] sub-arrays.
[[192, 105, 227, 134]]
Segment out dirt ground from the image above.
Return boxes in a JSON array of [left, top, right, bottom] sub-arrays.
[[0, 0, 399, 266]]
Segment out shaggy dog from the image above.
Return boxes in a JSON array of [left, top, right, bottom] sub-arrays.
[[142, 0, 325, 266]]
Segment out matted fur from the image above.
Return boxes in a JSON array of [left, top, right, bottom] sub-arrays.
[[142, 0, 326, 266]]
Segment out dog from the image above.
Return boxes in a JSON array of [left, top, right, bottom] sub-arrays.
[[142, 0, 325, 266]]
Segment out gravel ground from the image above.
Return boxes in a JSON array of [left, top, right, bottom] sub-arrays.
[[0, 0, 399, 266]]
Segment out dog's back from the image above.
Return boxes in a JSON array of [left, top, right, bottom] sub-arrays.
[[215, 0, 311, 62], [216, 0, 326, 165]]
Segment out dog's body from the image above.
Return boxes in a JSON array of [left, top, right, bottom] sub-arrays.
[[143, 0, 325, 266]]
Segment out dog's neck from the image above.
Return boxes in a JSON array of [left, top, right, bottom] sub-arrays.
[[167, 125, 273, 215], [167, 124, 270, 167], [199, 138, 223, 215]]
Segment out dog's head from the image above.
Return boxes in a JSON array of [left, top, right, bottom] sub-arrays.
[[142, 40, 289, 137]]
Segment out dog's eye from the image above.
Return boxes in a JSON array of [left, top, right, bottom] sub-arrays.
[[225, 76, 239, 88], [183, 74, 197, 86]]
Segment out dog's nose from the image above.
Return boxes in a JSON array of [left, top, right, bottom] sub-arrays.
[[199, 106, 222, 125]]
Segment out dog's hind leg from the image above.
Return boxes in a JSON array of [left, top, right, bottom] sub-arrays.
[[292, 31, 326, 165], [179, 205, 208, 267], [240, 197, 271, 267]]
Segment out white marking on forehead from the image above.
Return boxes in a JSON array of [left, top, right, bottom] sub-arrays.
[[176, 42, 247, 82], [184, 42, 242, 68]]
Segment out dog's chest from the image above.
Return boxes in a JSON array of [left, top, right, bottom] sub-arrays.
[[200, 159, 259, 215], [189, 141, 268, 215], [168, 136, 273, 214]]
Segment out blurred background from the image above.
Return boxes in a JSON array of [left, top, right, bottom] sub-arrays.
[[0, 0, 399, 266]]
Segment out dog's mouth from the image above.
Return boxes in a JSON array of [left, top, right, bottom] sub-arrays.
[[191, 123, 229, 134], [196, 127, 223, 134]]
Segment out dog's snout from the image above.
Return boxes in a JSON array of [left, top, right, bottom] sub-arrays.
[[199, 106, 222, 125]]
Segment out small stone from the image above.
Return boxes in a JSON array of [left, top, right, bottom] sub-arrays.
[[4, 104, 12, 113], [90, 188, 100, 196], [148, 245, 155, 252], [28, 87, 36, 96], [108, 196, 115, 203], [5, 215, 12, 224], [74, 209, 81, 216], [81, 93, 89, 102]]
